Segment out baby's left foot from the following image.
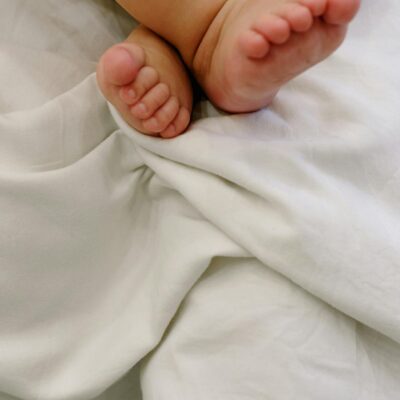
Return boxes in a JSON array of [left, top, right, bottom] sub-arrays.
[[192, 0, 360, 113], [97, 26, 192, 138]]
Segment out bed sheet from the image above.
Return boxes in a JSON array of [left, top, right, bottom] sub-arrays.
[[0, 1, 400, 399]]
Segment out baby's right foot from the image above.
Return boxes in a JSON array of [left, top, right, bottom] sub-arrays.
[[191, 0, 360, 113], [97, 26, 192, 139]]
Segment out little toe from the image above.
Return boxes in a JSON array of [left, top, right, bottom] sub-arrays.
[[130, 83, 170, 119], [160, 124, 177, 139], [299, 0, 327, 17], [253, 15, 291, 45], [142, 96, 180, 133], [160, 107, 191, 139], [279, 4, 313, 33], [323, 0, 360, 25], [239, 30, 270, 59]]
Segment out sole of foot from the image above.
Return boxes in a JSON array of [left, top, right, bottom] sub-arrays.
[[97, 26, 193, 139], [192, 0, 361, 113]]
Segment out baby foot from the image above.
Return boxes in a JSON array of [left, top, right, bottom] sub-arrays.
[[191, 0, 360, 113], [97, 26, 192, 139]]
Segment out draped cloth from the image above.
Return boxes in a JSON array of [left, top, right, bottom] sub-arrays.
[[1, 1, 400, 399]]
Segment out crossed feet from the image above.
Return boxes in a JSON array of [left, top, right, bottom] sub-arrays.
[[97, 0, 360, 138]]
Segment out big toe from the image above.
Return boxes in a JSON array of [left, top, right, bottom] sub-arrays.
[[98, 44, 145, 88], [324, 0, 361, 25]]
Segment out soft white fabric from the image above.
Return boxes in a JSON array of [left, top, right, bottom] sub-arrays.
[[1, 0, 400, 399]]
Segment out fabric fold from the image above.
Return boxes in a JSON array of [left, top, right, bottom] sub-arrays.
[[1, 0, 400, 399]]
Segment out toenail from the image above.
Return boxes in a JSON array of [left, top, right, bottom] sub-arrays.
[[144, 117, 159, 131], [127, 89, 136, 99], [119, 87, 137, 104], [131, 102, 148, 115]]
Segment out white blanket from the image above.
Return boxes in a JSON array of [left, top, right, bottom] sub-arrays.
[[1, 1, 400, 399]]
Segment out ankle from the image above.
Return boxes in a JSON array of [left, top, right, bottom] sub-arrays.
[[190, 0, 243, 81], [177, 0, 229, 66], [117, 0, 228, 67]]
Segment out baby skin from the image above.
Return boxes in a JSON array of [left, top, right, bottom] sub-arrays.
[[97, 0, 360, 138]]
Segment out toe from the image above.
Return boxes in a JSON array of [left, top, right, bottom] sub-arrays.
[[119, 87, 138, 105], [253, 15, 291, 45], [119, 66, 159, 105], [172, 107, 191, 135], [279, 4, 314, 32], [239, 30, 270, 59], [299, 0, 327, 17], [160, 107, 191, 139], [160, 124, 177, 139], [142, 96, 180, 133], [323, 0, 361, 25], [99, 44, 145, 88], [130, 82, 170, 119]]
